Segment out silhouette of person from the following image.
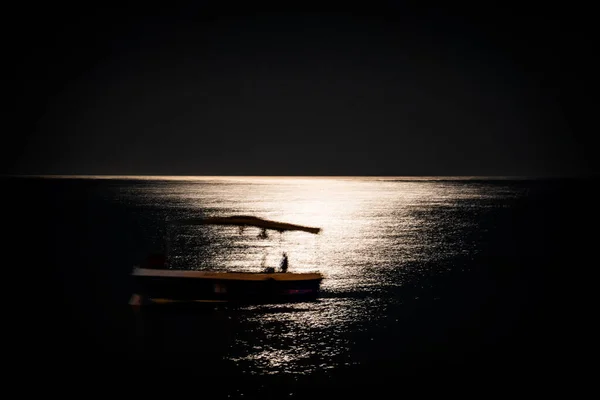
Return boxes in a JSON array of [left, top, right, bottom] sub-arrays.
[[280, 252, 288, 272]]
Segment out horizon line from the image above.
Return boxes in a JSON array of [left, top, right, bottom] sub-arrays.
[[1, 173, 586, 180]]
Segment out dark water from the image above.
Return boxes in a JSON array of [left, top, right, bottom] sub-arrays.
[[8, 176, 593, 394]]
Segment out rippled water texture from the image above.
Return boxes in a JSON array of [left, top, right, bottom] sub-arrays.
[[8, 174, 587, 396], [94, 176, 527, 375]]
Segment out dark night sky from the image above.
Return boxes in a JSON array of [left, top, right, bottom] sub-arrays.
[[5, 5, 598, 176]]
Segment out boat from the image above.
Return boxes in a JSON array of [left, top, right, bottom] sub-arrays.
[[129, 215, 324, 307]]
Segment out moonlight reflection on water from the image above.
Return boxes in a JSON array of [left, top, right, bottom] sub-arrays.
[[113, 176, 526, 375]]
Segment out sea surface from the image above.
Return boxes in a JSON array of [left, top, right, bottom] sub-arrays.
[[7, 176, 591, 395]]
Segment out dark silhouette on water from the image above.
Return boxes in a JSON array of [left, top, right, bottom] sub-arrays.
[[280, 252, 289, 273]]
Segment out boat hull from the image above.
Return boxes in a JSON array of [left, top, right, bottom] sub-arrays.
[[130, 268, 323, 306]]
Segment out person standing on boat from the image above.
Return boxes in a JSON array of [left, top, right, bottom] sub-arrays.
[[280, 252, 289, 272]]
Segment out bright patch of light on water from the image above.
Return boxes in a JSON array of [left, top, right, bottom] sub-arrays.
[[110, 176, 527, 375]]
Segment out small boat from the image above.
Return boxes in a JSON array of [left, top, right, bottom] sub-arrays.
[[129, 215, 324, 307]]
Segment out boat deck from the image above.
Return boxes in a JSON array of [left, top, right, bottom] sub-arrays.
[[132, 267, 323, 281]]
